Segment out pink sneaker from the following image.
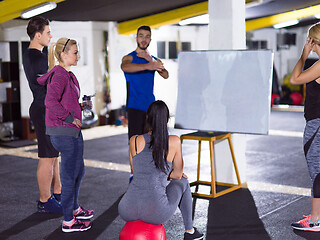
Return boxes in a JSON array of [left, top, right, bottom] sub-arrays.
[[291, 215, 320, 231], [62, 218, 91, 233], [73, 206, 94, 220]]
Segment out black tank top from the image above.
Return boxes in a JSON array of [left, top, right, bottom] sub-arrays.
[[304, 80, 320, 121], [22, 48, 48, 107]]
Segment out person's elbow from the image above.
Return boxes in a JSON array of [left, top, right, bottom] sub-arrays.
[[121, 62, 132, 72], [174, 173, 183, 180], [170, 174, 182, 180], [120, 63, 127, 72], [289, 76, 299, 85], [170, 170, 183, 180], [162, 70, 169, 79]]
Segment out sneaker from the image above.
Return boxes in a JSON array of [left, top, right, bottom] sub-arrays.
[[37, 195, 63, 213], [184, 227, 204, 240], [62, 218, 91, 233], [73, 206, 94, 220], [53, 193, 61, 203], [291, 215, 320, 231]]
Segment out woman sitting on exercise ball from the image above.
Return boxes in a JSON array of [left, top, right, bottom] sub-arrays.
[[118, 100, 204, 240]]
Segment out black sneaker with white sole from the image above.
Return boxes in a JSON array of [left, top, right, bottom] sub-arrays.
[[184, 227, 204, 240]]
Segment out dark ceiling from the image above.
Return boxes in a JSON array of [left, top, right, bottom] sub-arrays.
[[41, 0, 206, 22], [246, 0, 320, 19], [39, 0, 320, 27]]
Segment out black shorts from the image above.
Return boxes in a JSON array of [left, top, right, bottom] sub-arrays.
[[29, 103, 59, 158], [127, 108, 147, 140]]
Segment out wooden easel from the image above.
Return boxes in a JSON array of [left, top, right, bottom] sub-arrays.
[[180, 131, 242, 198]]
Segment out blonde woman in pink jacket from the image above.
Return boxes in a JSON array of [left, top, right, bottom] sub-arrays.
[[38, 38, 94, 233]]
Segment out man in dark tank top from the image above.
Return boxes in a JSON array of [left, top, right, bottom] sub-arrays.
[[22, 16, 62, 213]]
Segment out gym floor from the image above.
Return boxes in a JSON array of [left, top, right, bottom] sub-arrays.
[[0, 110, 318, 240]]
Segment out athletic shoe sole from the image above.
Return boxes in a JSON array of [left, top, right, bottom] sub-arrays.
[[292, 226, 320, 232], [184, 234, 205, 240], [62, 225, 91, 233], [75, 215, 94, 220], [37, 207, 63, 213]]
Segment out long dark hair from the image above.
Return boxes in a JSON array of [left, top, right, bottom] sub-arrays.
[[146, 100, 170, 173]]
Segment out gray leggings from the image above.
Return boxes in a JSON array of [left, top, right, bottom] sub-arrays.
[[304, 118, 320, 198], [118, 177, 193, 230]]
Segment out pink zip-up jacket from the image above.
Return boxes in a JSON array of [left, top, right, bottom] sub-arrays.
[[37, 65, 81, 138]]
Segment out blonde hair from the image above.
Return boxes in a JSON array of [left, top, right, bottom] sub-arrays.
[[308, 22, 320, 45], [48, 37, 77, 70]]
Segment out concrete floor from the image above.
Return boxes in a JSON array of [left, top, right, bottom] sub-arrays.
[[0, 110, 318, 240]]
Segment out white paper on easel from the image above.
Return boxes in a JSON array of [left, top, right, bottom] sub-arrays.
[[175, 50, 274, 135]]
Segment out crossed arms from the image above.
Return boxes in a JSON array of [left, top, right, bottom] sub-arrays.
[[121, 51, 169, 79]]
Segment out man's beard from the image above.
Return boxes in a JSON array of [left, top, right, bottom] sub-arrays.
[[137, 42, 149, 50]]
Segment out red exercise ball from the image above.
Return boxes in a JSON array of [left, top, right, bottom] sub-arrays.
[[290, 92, 303, 105], [271, 93, 280, 107], [119, 220, 167, 240]]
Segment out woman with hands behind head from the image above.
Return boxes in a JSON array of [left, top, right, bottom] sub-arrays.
[[290, 23, 320, 232], [37, 38, 94, 233], [118, 100, 204, 240]]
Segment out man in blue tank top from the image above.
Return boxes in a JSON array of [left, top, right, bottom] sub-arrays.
[[121, 25, 169, 140]]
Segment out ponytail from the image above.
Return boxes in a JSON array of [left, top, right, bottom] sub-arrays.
[[48, 43, 56, 71], [146, 100, 170, 173]]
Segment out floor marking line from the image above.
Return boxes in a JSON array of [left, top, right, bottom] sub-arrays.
[[247, 181, 311, 196], [268, 129, 303, 138], [84, 159, 131, 173], [0, 148, 131, 173], [259, 195, 306, 219]]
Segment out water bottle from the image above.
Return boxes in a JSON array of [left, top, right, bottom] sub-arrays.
[[82, 94, 95, 120]]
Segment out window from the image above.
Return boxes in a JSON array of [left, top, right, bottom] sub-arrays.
[[169, 42, 177, 59], [246, 40, 268, 50], [182, 42, 191, 51], [157, 41, 192, 59], [157, 41, 165, 59]]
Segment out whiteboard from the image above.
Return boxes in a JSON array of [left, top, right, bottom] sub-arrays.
[[174, 50, 274, 135]]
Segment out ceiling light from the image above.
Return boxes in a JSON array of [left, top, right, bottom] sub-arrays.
[[273, 19, 299, 29], [245, 0, 263, 8], [21, 2, 57, 19], [179, 14, 209, 26]]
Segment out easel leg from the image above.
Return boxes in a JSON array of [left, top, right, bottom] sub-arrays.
[[227, 136, 241, 186], [209, 140, 216, 197], [197, 140, 201, 183]]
